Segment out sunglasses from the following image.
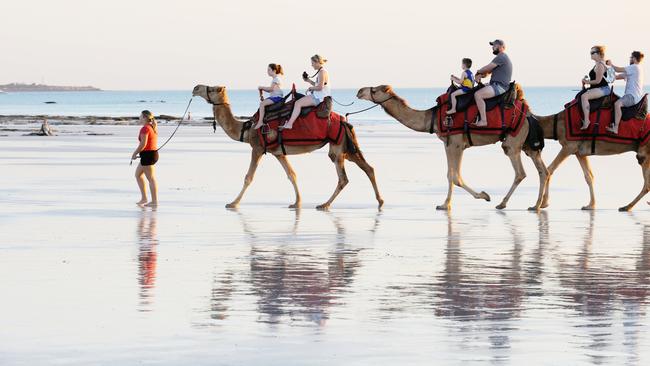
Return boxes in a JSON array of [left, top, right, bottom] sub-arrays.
[[590, 51, 599, 55]]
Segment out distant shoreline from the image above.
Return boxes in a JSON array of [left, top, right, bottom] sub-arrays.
[[0, 83, 101, 92], [0, 114, 249, 126]]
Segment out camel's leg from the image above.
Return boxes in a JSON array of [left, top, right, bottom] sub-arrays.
[[347, 152, 384, 209], [317, 153, 348, 211], [437, 149, 455, 211], [540, 147, 573, 208], [274, 154, 301, 209], [227, 150, 263, 208], [496, 148, 526, 210], [576, 155, 596, 210], [619, 161, 650, 212], [449, 145, 491, 203], [527, 149, 550, 211]]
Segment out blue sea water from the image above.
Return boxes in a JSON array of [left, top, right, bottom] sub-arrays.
[[1, 86, 645, 122]]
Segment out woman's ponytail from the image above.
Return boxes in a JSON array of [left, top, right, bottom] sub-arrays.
[[269, 63, 283, 75], [141, 110, 158, 134]]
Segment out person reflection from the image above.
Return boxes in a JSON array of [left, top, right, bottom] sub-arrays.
[[137, 208, 158, 311]]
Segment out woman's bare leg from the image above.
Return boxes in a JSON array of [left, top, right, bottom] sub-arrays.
[[580, 88, 606, 130], [143, 165, 158, 207], [284, 96, 316, 129], [254, 99, 275, 129], [135, 164, 147, 205]]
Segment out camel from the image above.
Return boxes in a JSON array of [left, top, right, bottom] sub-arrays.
[[356, 85, 548, 211], [192, 85, 384, 210], [530, 110, 650, 211]]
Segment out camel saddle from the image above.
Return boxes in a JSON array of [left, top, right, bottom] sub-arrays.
[[564, 93, 650, 148], [444, 82, 518, 114], [254, 109, 347, 154], [434, 87, 527, 143], [253, 94, 333, 123]]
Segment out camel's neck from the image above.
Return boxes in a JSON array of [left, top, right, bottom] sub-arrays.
[[214, 104, 248, 143], [381, 97, 434, 133]]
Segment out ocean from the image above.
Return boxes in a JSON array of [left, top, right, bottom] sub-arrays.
[[1, 86, 645, 121]]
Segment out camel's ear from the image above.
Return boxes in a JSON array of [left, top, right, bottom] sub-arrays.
[[380, 85, 392, 93], [215, 86, 225, 93]]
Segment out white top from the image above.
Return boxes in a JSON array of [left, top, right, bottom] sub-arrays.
[[624, 64, 645, 104], [270, 76, 283, 98], [312, 68, 331, 100]]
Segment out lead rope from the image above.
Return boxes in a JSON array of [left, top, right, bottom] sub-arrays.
[[130, 97, 193, 166]]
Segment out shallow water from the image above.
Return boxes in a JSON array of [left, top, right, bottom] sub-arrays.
[[1, 124, 649, 365]]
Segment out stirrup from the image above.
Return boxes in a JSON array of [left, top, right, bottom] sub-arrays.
[[444, 115, 453, 127]]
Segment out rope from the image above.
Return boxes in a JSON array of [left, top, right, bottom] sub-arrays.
[[156, 97, 194, 151]]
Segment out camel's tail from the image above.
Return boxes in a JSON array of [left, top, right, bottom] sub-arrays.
[[342, 121, 360, 155]]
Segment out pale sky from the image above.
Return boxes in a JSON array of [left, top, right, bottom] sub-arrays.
[[1, 0, 647, 90]]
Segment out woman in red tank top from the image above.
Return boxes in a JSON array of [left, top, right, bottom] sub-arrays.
[[131, 110, 159, 207]]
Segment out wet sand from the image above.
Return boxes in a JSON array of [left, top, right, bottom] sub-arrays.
[[1, 122, 649, 365]]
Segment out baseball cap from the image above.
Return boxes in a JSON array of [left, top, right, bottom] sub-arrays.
[[489, 39, 505, 46]]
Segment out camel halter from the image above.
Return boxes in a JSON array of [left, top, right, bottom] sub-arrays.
[[204, 87, 231, 133], [345, 87, 395, 120]]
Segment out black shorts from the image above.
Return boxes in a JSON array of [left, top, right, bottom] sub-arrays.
[[140, 150, 159, 166]]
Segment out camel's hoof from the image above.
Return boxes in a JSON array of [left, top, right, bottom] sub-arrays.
[[528, 206, 541, 212], [495, 203, 506, 210], [225, 202, 239, 209], [316, 204, 330, 211], [289, 203, 301, 209], [581, 205, 595, 211], [436, 204, 450, 211], [480, 191, 491, 202], [540, 202, 549, 209], [619, 206, 631, 212], [377, 199, 385, 210]]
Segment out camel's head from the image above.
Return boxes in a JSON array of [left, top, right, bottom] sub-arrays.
[[192, 84, 228, 104], [356, 85, 394, 103]]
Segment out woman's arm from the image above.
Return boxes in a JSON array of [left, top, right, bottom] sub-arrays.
[[309, 70, 327, 91], [258, 86, 272, 92], [132, 133, 147, 159]]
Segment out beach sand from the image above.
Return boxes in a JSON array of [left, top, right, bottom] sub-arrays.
[[1, 121, 649, 365]]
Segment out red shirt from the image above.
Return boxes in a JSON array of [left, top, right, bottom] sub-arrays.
[[139, 125, 158, 151]]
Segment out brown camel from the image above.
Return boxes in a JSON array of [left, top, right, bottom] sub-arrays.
[[356, 85, 548, 211], [531, 110, 650, 211], [192, 85, 384, 210]]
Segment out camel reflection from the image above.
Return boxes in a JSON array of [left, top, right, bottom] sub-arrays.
[[137, 208, 158, 311], [209, 209, 378, 326], [555, 212, 650, 364]]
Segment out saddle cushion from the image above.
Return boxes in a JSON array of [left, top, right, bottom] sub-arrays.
[[447, 82, 517, 113], [564, 98, 650, 145], [435, 92, 528, 138], [256, 110, 345, 150]]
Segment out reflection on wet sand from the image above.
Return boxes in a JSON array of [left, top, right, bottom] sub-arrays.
[[555, 212, 650, 365], [208, 210, 376, 326], [137, 208, 158, 311]]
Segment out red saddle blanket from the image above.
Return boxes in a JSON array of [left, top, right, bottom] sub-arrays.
[[564, 100, 650, 145], [435, 93, 527, 137], [256, 110, 345, 150]]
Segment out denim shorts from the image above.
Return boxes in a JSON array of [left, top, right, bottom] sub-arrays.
[[593, 86, 611, 95], [619, 94, 637, 107], [268, 96, 283, 103], [490, 82, 507, 96], [311, 95, 322, 105]]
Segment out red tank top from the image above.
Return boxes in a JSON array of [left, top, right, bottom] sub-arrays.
[[139, 125, 157, 151]]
